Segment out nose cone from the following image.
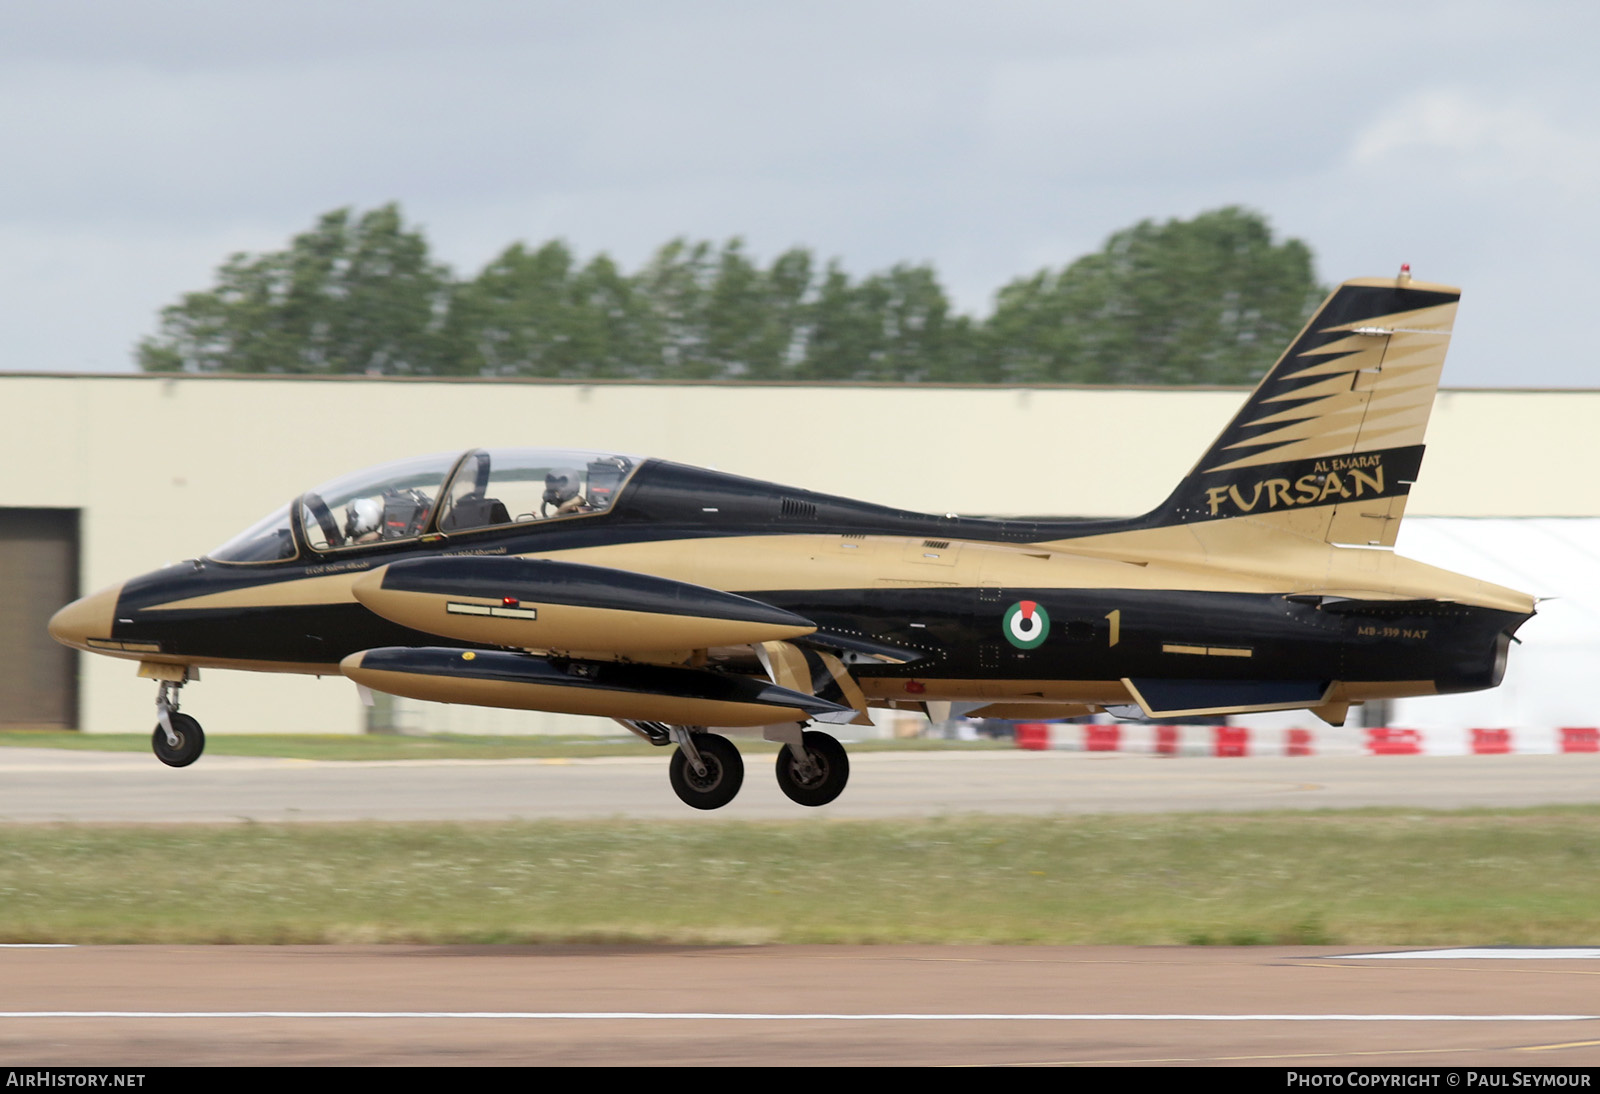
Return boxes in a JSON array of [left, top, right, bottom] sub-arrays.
[[47, 584, 122, 651]]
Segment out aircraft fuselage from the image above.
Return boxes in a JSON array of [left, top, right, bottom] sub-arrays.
[[65, 459, 1526, 718]]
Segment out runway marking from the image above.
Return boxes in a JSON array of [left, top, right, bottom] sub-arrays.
[[0, 944, 74, 948], [1338, 949, 1600, 960], [1, 1012, 1597, 1022], [1009, 1045, 1487, 1066]]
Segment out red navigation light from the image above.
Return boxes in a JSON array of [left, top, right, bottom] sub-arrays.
[[501, 596, 520, 607]]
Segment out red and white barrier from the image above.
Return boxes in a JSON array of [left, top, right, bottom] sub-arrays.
[[1013, 723, 1600, 757], [1015, 723, 1312, 757], [1562, 726, 1600, 753]]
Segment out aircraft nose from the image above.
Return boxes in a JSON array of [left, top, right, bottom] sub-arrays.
[[47, 584, 122, 651]]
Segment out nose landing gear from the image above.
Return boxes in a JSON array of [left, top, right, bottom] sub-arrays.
[[152, 679, 205, 768]]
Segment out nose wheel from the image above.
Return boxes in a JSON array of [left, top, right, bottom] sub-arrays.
[[667, 730, 744, 810], [152, 713, 205, 768], [775, 730, 849, 807], [152, 679, 205, 768]]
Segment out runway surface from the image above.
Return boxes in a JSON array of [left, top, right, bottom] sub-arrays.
[[3, 945, 1600, 1066], [3, 746, 1600, 822], [6, 745, 1600, 1066]]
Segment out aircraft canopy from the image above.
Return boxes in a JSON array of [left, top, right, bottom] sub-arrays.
[[208, 448, 639, 563]]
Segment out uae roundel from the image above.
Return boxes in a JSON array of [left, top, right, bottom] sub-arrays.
[[1003, 600, 1050, 649]]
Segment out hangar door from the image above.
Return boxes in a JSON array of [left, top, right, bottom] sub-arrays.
[[0, 509, 79, 727]]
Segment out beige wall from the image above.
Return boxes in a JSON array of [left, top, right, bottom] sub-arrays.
[[4, 373, 1594, 734]]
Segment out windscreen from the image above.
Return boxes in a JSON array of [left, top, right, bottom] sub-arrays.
[[208, 504, 297, 563]]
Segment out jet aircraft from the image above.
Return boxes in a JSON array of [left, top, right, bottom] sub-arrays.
[[49, 272, 1535, 809]]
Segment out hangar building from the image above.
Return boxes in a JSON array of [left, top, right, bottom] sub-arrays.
[[2, 372, 1594, 737]]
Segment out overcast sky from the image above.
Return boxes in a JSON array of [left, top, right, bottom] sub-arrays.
[[4, 0, 1597, 385]]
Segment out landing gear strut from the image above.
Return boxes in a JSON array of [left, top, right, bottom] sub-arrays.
[[152, 679, 205, 768], [774, 729, 849, 807]]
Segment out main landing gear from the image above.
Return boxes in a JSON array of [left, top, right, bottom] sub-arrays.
[[774, 729, 850, 808], [152, 679, 205, 768], [618, 721, 851, 810], [667, 728, 744, 811]]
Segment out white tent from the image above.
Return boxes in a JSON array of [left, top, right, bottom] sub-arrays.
[[1388, 518, 1600, 736], [1236, 519, 1600, 744]]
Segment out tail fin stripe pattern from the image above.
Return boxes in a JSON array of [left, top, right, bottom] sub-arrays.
[[1139, 277, 1460, 546], [1196, 295, 1457, 475]]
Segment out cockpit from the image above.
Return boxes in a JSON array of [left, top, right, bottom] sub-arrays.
[[208, 448, 639, 563]]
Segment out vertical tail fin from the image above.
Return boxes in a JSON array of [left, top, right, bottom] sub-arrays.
[[1147, 272, 1460, 548]]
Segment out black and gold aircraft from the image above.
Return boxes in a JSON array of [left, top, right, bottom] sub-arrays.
[[49, 271, 1534, 809]]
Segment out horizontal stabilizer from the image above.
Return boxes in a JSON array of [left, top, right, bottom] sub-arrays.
[[342, 646, 854, 727], [1309, 597, 1459, 615], [1121, 677, 1331, 718]]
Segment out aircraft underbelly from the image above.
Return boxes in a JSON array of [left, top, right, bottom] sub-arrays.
[[782, 586, 1527, 705]]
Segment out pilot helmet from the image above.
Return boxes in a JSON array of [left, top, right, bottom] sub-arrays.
[[345, 496, 383, 540], [543, 469, 581, 505]]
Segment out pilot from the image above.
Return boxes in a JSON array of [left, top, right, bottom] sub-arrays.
[[541, 469, 591, 517], [344, 497, 384, 543]]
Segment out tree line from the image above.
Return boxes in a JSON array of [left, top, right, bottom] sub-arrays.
[[138, 205, 1325, 385]]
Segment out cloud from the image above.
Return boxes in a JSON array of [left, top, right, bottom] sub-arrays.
[[3, 1, 1600, 383], [1349, 89, 1600, 195]]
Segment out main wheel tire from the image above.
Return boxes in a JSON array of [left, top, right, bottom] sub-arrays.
[[775, 730, 849, 807], [152, 713, 205, 768], [668, 733, 744, 810]]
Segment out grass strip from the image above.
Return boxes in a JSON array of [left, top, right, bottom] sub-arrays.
[[0, 730, 1008, 761], [2, 809, 1599, 946]]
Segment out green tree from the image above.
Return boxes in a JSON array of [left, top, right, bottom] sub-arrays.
[[800, 261, 884, 381], [795, 261, 977, 382], [138, 205, 454, 375], [985, 206, 1325, 384], [567, 253, 653, 379], [447, 240, 579, 377], [632, 238, 716, 378], [745, 247, 816, 380], [447, 241, 655, 378], [860, 263, 975, 382], [643, 239, 819, 380], [703, 240, 787, 379], [446, 236, 822, 381], [140, 203, 1324, 386]]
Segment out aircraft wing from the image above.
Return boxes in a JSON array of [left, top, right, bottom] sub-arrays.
[[344, 555, 857, 726]]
